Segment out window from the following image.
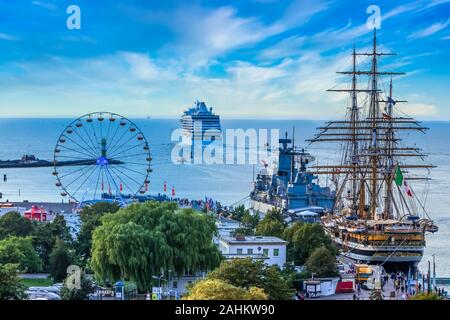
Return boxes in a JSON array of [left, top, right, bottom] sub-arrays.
[[237, 248, 243, 255], [247, 248, 253, 254], [263, 249, 269, 256], [273, 248, 279, 257], [173, 281, 178, 289]]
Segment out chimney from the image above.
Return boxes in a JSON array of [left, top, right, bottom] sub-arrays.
[[235, 234, 246, 241]]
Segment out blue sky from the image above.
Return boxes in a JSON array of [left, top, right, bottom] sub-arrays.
[[0, 0, 449, 119]]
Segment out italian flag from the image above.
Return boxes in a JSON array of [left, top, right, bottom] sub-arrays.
[[394, 165, 413, 197], [394, 165, 403, 186], [404, 181, 413, 197]]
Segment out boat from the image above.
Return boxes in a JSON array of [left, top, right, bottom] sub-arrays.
[[180, 100, 222, 157], [307, 30, 438, 272], [249, 132, 336, 216]]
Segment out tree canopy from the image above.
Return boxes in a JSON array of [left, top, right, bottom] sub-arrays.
[[0, 263, 26, 300], [229, 205, 247, 222], [183, 279, 267, 300], [32, 215, 72, 271], [49, 238, 73, 282], [255, 208, 285, 238], [305, 246, 338, 278], [91, 201, 222, 290], [76, 202, 120, 264], [283, 222, 337, 265], [207, 258, 293, 300], [0, 236, 42, 272], [0, 212, 34, 240]]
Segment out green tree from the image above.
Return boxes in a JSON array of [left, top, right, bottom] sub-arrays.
[[229, 205, 248, 222], [49, 238, 73, 282], [241, 211, 259, 229], [0, 236, 42, 272], [255, 209, 285, 238], [207, 258, 293, 300], [91, 201, 222, 291], [32, 215, 72, 270], [76, 202, 120, 264], [183, 279, 267, 300], [0, 212, 34, 240], [0, 263, 26, 300], [233, 211, 259, 236], [60, 272, 95, 300], [283, 222, 337, 265], [305, 246, 338, 278]]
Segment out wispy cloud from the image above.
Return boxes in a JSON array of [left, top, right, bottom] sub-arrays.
[[0, 33, 21, 41], [31, 1, 57, 11], [408, 19, 450, 39], [126, 0, 329, 67]]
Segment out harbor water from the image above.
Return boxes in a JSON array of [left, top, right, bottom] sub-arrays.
[[0, 118, 448, 277]]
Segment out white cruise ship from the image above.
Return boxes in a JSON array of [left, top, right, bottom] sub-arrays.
[[180, 100, 222, 146]]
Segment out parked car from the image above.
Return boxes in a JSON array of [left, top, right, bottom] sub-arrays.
[[26, 289, 61, 300]]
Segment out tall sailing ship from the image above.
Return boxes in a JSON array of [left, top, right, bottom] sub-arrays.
[[307, 30, 438, 271]]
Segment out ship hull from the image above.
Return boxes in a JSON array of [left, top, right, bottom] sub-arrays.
[[327, 228, 424, 272], [249, 200, 279, 215]]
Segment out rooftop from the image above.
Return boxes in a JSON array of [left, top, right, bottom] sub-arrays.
[[220, 235, 287, 245]]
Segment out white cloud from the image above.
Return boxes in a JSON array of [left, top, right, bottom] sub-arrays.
[[128, 1, 329, 67], [408, 19, 450, 39], [397, 102, 438, 117]]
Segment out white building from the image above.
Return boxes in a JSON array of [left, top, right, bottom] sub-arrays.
[[215, 217, 240, 237], [218, 235, 287, 268]]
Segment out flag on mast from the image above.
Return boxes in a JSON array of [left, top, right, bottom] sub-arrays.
[[404, 180, 413, 197], [394, 165, 404, 186], [164, 181, 167, 192]]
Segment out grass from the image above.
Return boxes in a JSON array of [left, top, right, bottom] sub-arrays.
[[20, 278, 54, 288]]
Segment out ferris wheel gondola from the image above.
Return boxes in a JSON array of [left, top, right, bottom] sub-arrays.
[[53, 112, 152, 203]]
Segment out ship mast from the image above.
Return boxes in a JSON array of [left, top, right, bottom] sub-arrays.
[[307, 29, 434, 220]]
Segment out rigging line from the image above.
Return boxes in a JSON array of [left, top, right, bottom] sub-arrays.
[[108, 140, 145, 160], [105, 123, 132, 156], [395, 184, 413, 216], [107, 132, 141, 158], [64, 165, 98, 190], [57, 144, 97, 159], [62, 133, 98, 158], [72, 126, 100, 156], [109, 164, 146, 188], [409, 184, 431, 219], [80, 123, 101, 155], [57, 163, 96, 179], [380, 238, 408, 267]]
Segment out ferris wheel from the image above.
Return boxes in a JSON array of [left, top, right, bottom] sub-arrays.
[[53, 112, 152, 203]]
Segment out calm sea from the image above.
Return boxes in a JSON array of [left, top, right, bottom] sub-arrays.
[[0, 118, 448, 277]]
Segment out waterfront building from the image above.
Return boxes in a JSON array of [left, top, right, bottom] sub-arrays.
[[218, 235, 287, 268]]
